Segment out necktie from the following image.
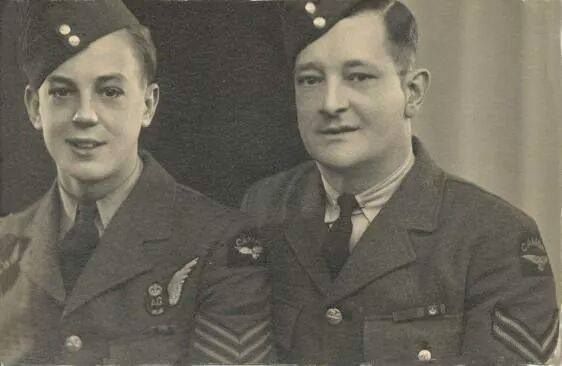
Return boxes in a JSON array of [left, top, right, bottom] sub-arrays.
[[323, 194, 359, 279], [59, 202, 99, 294]]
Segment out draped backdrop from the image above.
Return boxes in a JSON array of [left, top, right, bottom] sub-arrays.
[[403, 0, 560, 297], [1, 0, 559, 296]]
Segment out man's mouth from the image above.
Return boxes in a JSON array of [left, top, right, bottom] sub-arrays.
[[66, 138, 106, 150], [319, 125, 360, 135]]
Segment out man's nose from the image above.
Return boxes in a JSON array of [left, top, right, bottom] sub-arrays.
[[72, 95, 98, 127], [320, 79, 349, 117]]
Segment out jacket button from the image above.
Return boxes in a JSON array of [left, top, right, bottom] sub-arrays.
[[58, 24, 71, 35], [417, 349, 432, 361], [64, 335, 83, 352], [313, 17, 326, 29], [304, 2, 316, 14], [325, 307, 343, 325]]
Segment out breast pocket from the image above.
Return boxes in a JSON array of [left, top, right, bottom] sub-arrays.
[[108, 325, 190, 364], [363, 314, 463, 362]]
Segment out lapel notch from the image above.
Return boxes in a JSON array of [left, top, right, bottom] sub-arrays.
[[328, 138, 446, 303], [283, 166, 332, 295]]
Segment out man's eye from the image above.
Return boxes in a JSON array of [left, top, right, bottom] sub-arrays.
[[48, 88, 73, 98], [347, 73, 375, 82], [101, 87, 124, 98], [296, 75, 323, 86]]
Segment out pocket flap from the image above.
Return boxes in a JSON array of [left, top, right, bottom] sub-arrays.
[[364, 314, 463, 362]]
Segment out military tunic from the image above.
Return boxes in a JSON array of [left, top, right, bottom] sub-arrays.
[[242, 138, 558, 365], [0, 153, 273, 365]]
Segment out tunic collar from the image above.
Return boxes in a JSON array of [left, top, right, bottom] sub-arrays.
[[58, 156, 143, 237]]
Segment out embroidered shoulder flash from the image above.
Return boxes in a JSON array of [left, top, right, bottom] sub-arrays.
[[519, 233, 551, 276], [227, 231, 266, 267]]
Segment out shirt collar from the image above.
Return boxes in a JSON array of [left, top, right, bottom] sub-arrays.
[[321, 149, 415, 224], [58, 156, 143, 236]]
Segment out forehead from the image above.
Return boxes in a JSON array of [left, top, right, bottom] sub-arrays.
[[44, 29, 141, 84], [295, 11, 392, 68]]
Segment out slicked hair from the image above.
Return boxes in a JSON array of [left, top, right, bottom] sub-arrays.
[[348, 0, 418, 74]]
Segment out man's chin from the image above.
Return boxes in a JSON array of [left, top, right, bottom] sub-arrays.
[[61, 164, 110, 185]]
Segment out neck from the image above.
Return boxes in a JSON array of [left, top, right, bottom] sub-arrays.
[[58, 154, 141, 202], [318, 143, 413, 195]]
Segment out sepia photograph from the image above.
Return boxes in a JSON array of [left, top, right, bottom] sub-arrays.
[[0, 0, 560, 364]]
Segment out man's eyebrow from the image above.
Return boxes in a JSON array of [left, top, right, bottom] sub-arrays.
[[97, 73, 127, 83], [344, 59, 383, 73], [294, 61, 323, 73], [45, 75, 75, 86]]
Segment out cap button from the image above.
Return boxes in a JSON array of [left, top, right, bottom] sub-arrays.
[[417, 349, 432, 361], [313, 17, 326, 29], [325, 307, 343, 325], [64, 335, 83, 353], [68, 35, 81, 47], [305, 2, 316, 15], [58, 24, 71, 36]]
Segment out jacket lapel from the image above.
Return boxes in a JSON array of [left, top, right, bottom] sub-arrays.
[[328, 139, 446, 303], [63, 154, 175, 316], [284, 167, 332, 295], [19, 184, 66, 304]]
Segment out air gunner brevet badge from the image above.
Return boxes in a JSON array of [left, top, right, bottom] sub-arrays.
[[167, 257, 198, 306], [145, 257, 199, 316]]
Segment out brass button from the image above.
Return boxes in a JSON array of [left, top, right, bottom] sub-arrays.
[[64, 335, 83, 352], [313, 17, 326, 29], [417, 349, 432, 361], [58, 24, 71, 35], [68, 35, 81, 47], [325, 307, 343, 325], [304, 2, 316, 15]]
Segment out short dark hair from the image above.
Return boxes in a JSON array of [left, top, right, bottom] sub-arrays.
[[349, 0, 418, 74], [124, 24, 157, 84]]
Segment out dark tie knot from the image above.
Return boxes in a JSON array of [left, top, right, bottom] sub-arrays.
[[76, 202, 98, 225], [337, 194, 358, 219]]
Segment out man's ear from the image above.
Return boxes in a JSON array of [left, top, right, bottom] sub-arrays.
[[402, 68, 430, 119], [24, 85, 42, 130], [141, 82, 159, 128]]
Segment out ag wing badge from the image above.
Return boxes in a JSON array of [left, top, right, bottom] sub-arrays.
[[145, 257, 199, 316]]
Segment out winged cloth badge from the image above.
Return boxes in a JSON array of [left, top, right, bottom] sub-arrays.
[[0, 234, 30, 295], [519, 235, 550, 276], [167, 257, 199, 306], [228, 231, 266, 266], [145, 257, 199, 316]]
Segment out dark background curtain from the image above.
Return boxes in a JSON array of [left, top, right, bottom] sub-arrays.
[[0, 0, 306, 212], [1, 1, 559, 300]]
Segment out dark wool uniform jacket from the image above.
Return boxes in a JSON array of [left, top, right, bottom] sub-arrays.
[[241, 138, 558, 365], [0, 154, 273, 365]]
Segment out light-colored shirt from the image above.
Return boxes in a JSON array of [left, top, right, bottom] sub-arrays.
[[321, 151, 415, 251], [58, 157, 143, 239]]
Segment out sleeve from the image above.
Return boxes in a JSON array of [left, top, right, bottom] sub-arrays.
[[462, 216, 559, 364], [188, 224, 275, 364]]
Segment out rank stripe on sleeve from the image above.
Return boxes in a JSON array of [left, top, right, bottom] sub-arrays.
[[492, 307, 559, 362], [192, 314, 273, 363]]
